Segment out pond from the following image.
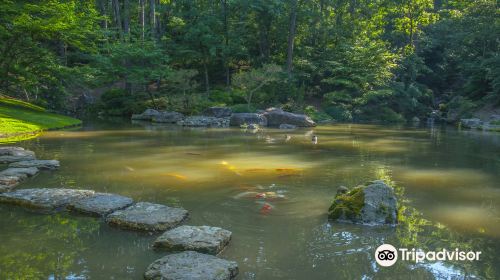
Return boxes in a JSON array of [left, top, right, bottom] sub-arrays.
[[1, 121, 499, 279]]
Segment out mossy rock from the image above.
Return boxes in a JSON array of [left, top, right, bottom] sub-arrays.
[[328, 181, 398, 225]]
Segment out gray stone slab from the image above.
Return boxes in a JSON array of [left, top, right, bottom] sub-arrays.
[[0, 146, 34, 156], [0, 155, 36, 163], [154, 225, 232, 255], [0, 175, 22, 193], [68, 193, 134, 216], [0, 188, 95, 211], [106, 202, 188, 231], [0, 167, 39, 178], [9, 160, 60, 170], [144, 251, 238, 280]]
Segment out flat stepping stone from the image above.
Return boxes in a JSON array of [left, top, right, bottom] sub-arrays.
[[0, 146, 34, 156], [0, 175, 22, 193], [154, 225, 232, 255], [0, 167, 39, 178], [0, 188, 95, 211], [0, 155, 36, 163], [106, 202, 188, 231], [9, 160, 60, 170], [68, 193, 134, 216], [144, 251, 238, 280]]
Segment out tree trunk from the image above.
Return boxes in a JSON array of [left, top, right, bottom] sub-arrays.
[[286, 0, 298, 79], [97, 0, 108, 30], [149, 0, 156, 38], [123, 0, 130, 35], [139, 0, 145, 41], [203, 61, 210, 97], [223, 0, 230, 87], [112, 0, 122, 38]]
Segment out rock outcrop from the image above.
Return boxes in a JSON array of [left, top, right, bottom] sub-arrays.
[[152, 112, 185, 123], [154, 225, 232, 255], [203, 107, 233, 118], [144, 251, 238, 280], [131, 109, 162, 121], [230, 113, 267, 127], [106, 202, 189, 231], [263, 108, 315, 127], [328, 181, 398, 225]]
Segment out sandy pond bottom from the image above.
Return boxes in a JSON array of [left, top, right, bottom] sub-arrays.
[[0, 121, 499, 279]]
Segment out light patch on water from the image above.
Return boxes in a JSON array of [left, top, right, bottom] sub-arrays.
[[395, 168, 493, 189]]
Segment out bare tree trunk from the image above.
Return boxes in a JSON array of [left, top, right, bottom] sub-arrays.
[[139, 0, 145, 41], [149, 0, 156, 38], [286, 0, 298, 79], [112, 0, 122, 38], [123, 0, 130, 35]]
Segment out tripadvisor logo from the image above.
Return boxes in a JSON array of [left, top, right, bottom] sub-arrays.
[[375, 244, 481, 267]]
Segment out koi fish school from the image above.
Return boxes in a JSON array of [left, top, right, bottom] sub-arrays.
[[400, 248, 482, 263]]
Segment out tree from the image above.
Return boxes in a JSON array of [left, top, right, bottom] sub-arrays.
[[232, 64, 282, 109]]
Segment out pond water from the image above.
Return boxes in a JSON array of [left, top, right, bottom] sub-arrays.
[[1, 121, 499, 279]]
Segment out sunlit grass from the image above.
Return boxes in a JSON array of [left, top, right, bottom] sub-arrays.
[[0, 97, 81, 143]]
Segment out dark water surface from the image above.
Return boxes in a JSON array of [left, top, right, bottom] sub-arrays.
[[1, 121, 499, 279]]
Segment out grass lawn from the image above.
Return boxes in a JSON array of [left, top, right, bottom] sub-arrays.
[[0, 97, 81, 143]]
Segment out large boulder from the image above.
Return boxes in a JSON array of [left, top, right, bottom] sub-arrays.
[[131, 109, 161, 121], [460, 118, 483, 129], [106, 202, 188, 231], [229, 113, 267, 127], [263, 108, 315, 127], [0, 188, 95, 211], [144, 251, 238, 280], [203, 107, 233, 118], [177, 116, 230, 128], [68, 193, 134, 216], [328, 180, 398, 225], [152, 112, 184, 123], [9, 160, 60, 170], [154, 225, 232, 255], [0, 147, 36, 163]]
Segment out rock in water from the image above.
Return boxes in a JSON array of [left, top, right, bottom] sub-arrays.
[[131, 109, 161, 121], [263, 108, 316, 127], [152, 112, 184, 123], [0, 167, 39, 178], [9, 160, 60, 170], [154, 225, 232, 255], [229, 113, 267, 127], [279, 123, 297, 129], [0, 175, 22, 193], [68, 193, 134, 216], [0, 188, 95, 211], [328, 180, 398, 225], [203, 107, 233, 118], [177, 116, 230, 128], [144, 251, 238, 280], [106, 202, 188, 231]]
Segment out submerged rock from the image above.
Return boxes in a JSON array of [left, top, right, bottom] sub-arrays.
[[229, 113, 267, 127], [131, 109, 161, 121], [9, 160, 60, 170], [154, 225, 232, 255], [144, 251, 238, 280], [152, 112, 184, 123], [0, 167, 39, 178], [203, 107, 233, 118], [68, 193, 134, 216], [0, 188, 95, 211], [177, 116, 230, 128], [106, 202, 188, 231], [263, 108, 315, 127], [0, 175, 22, 192], [328, 181, 398, 225]]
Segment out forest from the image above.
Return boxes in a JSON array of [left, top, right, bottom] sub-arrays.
[[1, 0, 499, 123]]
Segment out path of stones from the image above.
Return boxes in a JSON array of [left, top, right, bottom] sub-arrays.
[[0, 146, 238, 280]]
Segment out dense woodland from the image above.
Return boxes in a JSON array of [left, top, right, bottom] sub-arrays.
[[0, 0, 498, 122]]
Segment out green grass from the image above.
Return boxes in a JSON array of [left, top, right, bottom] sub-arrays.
[[0, 97, 81, 143]]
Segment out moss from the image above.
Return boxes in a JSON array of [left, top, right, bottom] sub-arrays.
[[328, 186, 365, 221]]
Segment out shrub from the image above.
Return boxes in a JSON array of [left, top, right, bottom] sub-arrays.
[[230, 104, 257, 113]]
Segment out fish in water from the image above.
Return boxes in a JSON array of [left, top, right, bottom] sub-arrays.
[[259, 202, 274, 215], [312, 135, 318, 144], [125, 166, 135, 172], [255, 191, 286, 200], [285, 134, 291, 142], [164, 173, 188, 180], [233, 191, 259, 199]]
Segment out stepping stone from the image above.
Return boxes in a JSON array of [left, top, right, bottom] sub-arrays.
[[144, 251, 238, 280], [0, 175, 22, 193], [0, 167, 39, 178], [0, 188, 95, 211], [68, 193, 134, 216], [106, 202, 188, 231], [154, 225, 232, 255], [0, 146, 34, 156], [0, 155, 36, 163], [9, 160, 60, 170]]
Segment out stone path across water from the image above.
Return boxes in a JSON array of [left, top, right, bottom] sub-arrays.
[[0, 146, 238, 279]]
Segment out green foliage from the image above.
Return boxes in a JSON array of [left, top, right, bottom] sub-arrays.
[[230, 104, 257, 113], [303, 106, 331, 122], [98, 89, 147, 116]]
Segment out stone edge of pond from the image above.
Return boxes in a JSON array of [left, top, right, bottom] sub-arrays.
[[0, 146, 239, 279]]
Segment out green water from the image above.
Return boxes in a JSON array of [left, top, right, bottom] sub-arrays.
[[1, 121, 499, 279]]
